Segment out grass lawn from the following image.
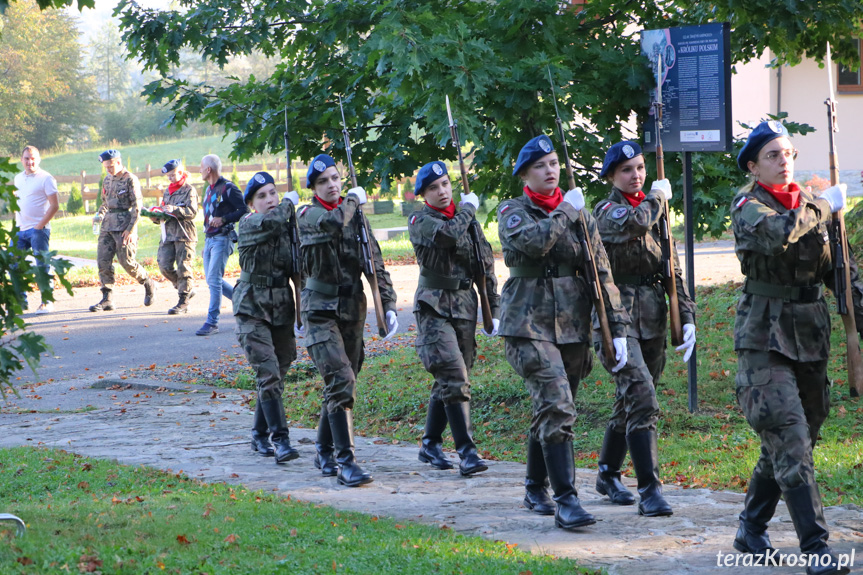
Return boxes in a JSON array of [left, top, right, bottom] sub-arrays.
[[0, 447, 590, 575], [215, 283, 862, 507]]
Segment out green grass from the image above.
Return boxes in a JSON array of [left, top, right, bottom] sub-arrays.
[[0, 447, 591, 575], [215, 283, 862, 506]]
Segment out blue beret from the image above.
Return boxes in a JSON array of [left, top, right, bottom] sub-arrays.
[[600, 141, 643, 178], [161, 159, 181, 174], [512, 135, 556, 176], [244, 171, 275, 203], [414, 161, 448, 195], [98, 149, 120, 163], [306, 154, 337, 188], [737, 120, 790, 172]]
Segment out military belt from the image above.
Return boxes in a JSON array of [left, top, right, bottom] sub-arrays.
[[418, 268, 472, 290], [743, 278, 823, 302], [305, 278, 360, 297], [108, 208, 130, 213], [508, 264, 580, 279], [239, 271, 289, 288], [614, 272, 664, 286]]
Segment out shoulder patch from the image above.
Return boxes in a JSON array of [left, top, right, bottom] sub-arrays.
[[611, 207, 628, 219], [410, 214, 418, 225], [500, 204, 511, 214], [601, 201, 613, 211], [299, 206, 309, 216], [734, 196, 749, 209], [507, 214, 522, 229], [243, 212, 253, 220]]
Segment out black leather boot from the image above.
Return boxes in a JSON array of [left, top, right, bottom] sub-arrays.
[[784, 483, 850, 575], [328, 409, 373, 487], [418, 396, 453, 470], [542, 440, 596, 529], [523, 437, 554, 515], [250, 400, 273, 457], [733, 470, 781, 555], [168, 293, 189, 315], [443, 401, 488, 476], [627, 430, 673, 517], [143, 278, 156, 307], [89, 288, 113, 312], [314, 404, 337, 477], [260, 399, 299, 464], [595, 426, 635, 505]]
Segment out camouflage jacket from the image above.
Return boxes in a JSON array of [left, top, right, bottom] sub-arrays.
[[96, 170, 141, 233], [159, 183, 198, 243], [408, 203, 500, 321], [232, 195, 297, 327], [731, 181, 863, 361], [297, 195, 397, 322], [497, 194, 629, 344], [593, 186, 696, 340]]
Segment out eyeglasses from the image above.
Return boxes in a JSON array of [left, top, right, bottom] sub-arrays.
[[760, 149, 798, 163]]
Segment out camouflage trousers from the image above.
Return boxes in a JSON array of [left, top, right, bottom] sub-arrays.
[[303, 310, 365, 412], [595, 336, 661, 435], [640, 335, 667, 385], [735, 349, 830, 491], [414, 305, 476, 404], [97, 231, 148, 290], [235, 314, 297, 402], [504, 337, 592, 445], [157, 240, 196, 295]]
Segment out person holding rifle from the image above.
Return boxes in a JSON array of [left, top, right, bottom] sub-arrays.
[[298, 153, 398, 487], [233, 172, 302, 464], [731, 120, 859, 574], [589, 141, 696, 516], [498, 134, 630, 530], [409, 160, 500, 476]]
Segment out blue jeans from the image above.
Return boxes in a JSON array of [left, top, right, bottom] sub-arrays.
[[16, 227, 53, 298], [202, 233, 234, 326]]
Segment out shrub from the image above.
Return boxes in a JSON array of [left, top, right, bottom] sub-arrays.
[[66, 183, 84, 215]]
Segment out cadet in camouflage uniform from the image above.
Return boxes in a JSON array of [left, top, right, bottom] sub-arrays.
[[233, 172, 302, 465], [589, 141, 697, 517], [409, 161, 500, 476], [731, 120, 859, 575], [498, 135, 630, 530], [298, 154, 399, 487], [90, 149, 155, 312], [153, 159, 198, 315]]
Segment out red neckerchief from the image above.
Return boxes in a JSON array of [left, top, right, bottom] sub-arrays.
[[621, 190, 646, 207], [317, 195, 343, 211], [425, 201, 456, 219], [523, 185, 563, 213], [758, 181, 801, 210], [168, 171, 188, 195]]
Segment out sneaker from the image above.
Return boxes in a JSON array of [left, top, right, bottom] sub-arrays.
[[35, 302, 54, 314], [195, 323, 219, 336]]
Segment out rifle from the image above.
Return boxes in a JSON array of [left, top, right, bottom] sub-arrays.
[[546, 67, 615, 363], [284, 108, 303, 330], [337, 96, 388, 338], [825, 43, 863, 397], [445, 95, 495, 334], [653, 57, 684, 346]]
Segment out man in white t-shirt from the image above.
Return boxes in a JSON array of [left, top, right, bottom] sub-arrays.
[[14, 145, 59, 314]]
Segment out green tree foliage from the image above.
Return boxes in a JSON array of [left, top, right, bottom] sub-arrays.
[[66, 183, 84, 215], [0, 0, 91, 14], [114, 0, 863, 237], [0, 0, 96, 154], [0, 157, 73, 397]]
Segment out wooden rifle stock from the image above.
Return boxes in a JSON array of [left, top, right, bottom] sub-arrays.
[[446, 96, 494, 333], [338, 97, 388, 338], [284, 108, 303, 330]]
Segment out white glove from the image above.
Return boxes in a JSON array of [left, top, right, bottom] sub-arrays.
[[285, 190, 300, 206], [459, 193, 479, 210], [651, 179, 672, 201], [821, 183, 847, 213], [294, 322, 306, 338], [480, 318, 500, 337], [383, 310, 398, 340], [611, 337, 628, 373], [563, 188, 585, 211], [348, 186, 367, 205], [676, 323, 696, 362]]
